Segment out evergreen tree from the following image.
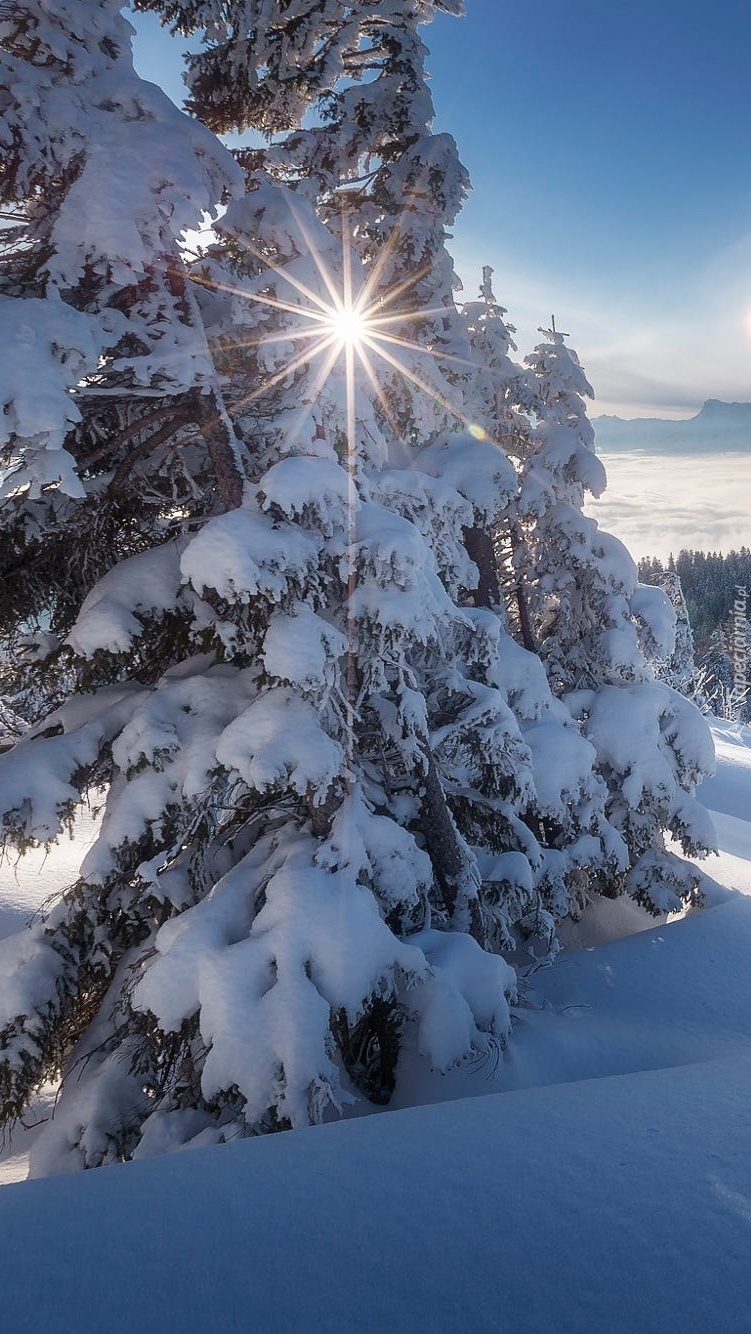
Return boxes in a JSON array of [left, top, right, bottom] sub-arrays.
[[651, 570, 696, 693], [519, 323, 716, 913], [0, 0, 580, 1169], [183, 0, 615, 949], [0, 0, 719, 1173], [639, 556, 751, 720], [694, 626, 735, 718], [0, 0, 246, 726], [234, 0, 474, 450], [461, 267, 540, 646]]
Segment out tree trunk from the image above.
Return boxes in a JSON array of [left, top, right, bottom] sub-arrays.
[[463, 525, 501, 608], [191, 389, 245, 510], [509, 519, 537, 653], [419, 741, 480, 935]]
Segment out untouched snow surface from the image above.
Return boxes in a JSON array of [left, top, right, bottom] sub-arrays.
[[3, 1034, 751, 1333], [1, 720, 751, 1329]]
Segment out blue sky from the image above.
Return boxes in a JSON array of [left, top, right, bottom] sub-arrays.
[[132, 1, 751, 418]]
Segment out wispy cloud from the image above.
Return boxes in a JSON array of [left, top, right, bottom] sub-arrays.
[[452, 227, 751, 419]]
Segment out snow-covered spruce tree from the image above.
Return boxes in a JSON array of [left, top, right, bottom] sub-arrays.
[[0, 0, 243, 722], [0, 0, 248, 1156], [0, 0, 555, 1168], [519, 323, 716, 912], [161, 0, 475, 444], [648, 570, 697, 694], [694, 621, 750, 722], [197, 3, 626, 931], [461, 267, 540, 447], [0, 196, 530, 1168], [461, 268, 540, 646], [457, 276, 632, 921], [0, 0, 711, 1169]]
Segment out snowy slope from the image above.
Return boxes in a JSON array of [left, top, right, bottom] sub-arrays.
[[701, 720, 751, 824], [2, 985, 751, 1332], [1, 721, 751, 1329]]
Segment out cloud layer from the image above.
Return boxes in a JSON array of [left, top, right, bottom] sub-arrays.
[[585, 451, 751, 561]]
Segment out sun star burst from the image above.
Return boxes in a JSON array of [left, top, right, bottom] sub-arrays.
[[327, 302, 371, 352], [191, 196, 492, 765], [196, 197, 483, 452]]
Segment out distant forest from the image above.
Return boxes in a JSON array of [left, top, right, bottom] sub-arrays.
[[638, 548, 751, 646]]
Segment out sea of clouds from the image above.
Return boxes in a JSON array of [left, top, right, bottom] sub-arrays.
[[586, 451, 751, 562]]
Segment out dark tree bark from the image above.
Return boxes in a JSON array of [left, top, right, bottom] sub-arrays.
[[463, 524, 502, 608], [419, 741, 481, 938], [509, 519, 537, 653], [190, 389, 245, 510]]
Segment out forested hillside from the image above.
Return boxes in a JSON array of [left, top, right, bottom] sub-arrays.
[[639, 549, 751, 644]]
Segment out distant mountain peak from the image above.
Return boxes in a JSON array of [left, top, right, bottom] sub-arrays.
[[696, 398, 751, 419]]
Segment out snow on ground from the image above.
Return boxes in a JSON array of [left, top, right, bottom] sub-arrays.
[[696, 719, 751, 896], [3, 1056, 751, 1331], [0, 806, 100, 939], [3, 975, 751, 1332], [701, 719, 751, 823], [1, 720, 751, 1329], [0, 807, 99, 1183]]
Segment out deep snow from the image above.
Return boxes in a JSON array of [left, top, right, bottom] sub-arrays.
[[3, 1042, 751, 1333], [1, 718, 751, 1329]]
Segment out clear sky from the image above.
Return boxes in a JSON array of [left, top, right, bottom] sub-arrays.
[[132, 1, 751, 419]]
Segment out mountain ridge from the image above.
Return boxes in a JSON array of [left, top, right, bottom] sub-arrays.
[[593, 399, 751, 452]]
